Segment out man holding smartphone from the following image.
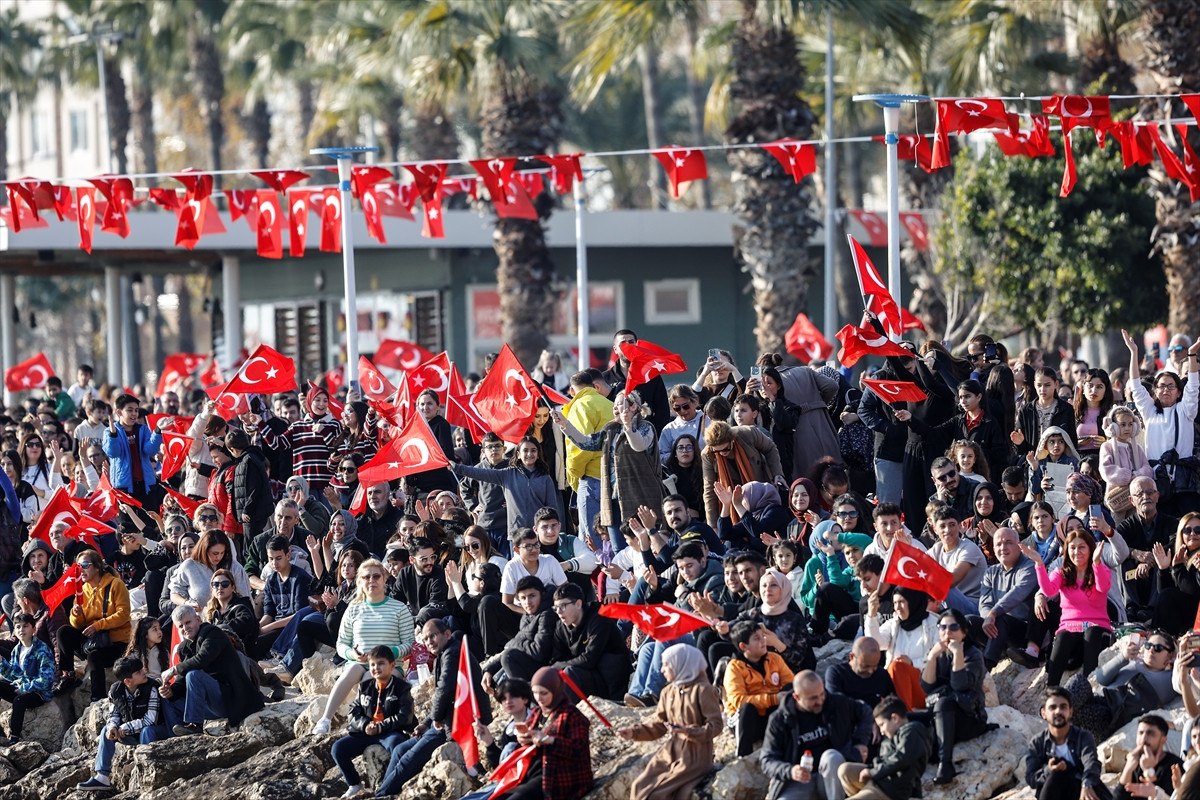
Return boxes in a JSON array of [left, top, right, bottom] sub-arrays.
[[1023, 687, 1111, 800]]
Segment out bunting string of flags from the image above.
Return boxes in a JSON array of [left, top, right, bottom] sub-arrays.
[[2, 91, 1198, 256]]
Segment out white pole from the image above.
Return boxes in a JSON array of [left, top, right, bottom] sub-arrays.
[[336, 158, 360, 393], [221, 255, 241, 374], [104, 266, 122, 385], [574, 177, 589, 372], [883, 105, 902, 312], [822, 7, 837, 341], [0, 273, 14, 406]]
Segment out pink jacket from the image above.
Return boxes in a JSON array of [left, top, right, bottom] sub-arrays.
[[1035, 558, 1112, 632], [1099, 439, 1153, 489]]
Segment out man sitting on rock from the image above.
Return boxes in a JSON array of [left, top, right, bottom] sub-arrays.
[[481, 575, 556, 688], [761, 670, 873, 800], [824, 636, 895, 710], [1023, 687, 1110, 800], [971, 526, 1038, 669], [75, 655, 173, 792], [1113, 714, 1184, 800], [374, 618, 490, 797], [161, 605, 263, 736], [548, 582, 632, 702]]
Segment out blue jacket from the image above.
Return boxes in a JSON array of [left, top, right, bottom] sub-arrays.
[[0, 637, 56, 700], [102, 423, 163, 492]]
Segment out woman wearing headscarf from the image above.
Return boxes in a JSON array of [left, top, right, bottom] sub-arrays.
[[714, 568, 814, 674], [713, 481, 791, 553], [964, 481, 1007, 564], [618, 643, 723, 800], [507, 667, 593, 800], [864, 587, 938, 710], [306, 510, 370, 588], [1062, 472, 1117, 531]]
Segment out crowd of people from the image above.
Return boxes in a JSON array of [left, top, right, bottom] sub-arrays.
[[3, 324, 1200, 799]]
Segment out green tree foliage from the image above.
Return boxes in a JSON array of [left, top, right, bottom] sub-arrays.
[[934, 134, 1166, 343]]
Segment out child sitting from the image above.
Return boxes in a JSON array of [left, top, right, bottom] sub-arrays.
[[1026, 426, 1081, 498], [75, 655, 172, 791], [837, 695, 932, 800], [330, 645, 415, 800], [949, 439, 989, 484], [723, 620, 794, 757], [770, 540, 806, 608], [0, 612, 55, 745]]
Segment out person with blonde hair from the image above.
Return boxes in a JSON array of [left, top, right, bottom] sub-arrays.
[[699, 419, 783, 528], [310, 558, 415, 736]]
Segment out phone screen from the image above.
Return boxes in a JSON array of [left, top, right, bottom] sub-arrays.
[[1089, 504, 1103, 520]]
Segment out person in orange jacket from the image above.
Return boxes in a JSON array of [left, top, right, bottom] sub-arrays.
[[55, 549, 131, 702], [723, 619, 794, 756]]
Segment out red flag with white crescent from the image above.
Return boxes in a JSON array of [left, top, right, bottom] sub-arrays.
[[5, 352, 55, 392], [357, 356, 396, 402], [847, 234, 903, 340], [76, 187, 97, 253], [256, 190, 283, 259], [160, 431, 194, 480], [471, 345, 539, 443], [882, 538, 952, 601], [862, 377, 928, 405], [374, 339, 434, 371], [356, 413, 451, 485], [320, 187, 342, 252], [288, 190, 310, 257], [652, 146, 707, 197], [598, 602, 712, 641], [451, 641, 481, 771], [222, 344, 297, 395]]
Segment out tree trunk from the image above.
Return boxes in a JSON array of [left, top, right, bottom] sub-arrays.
[[410, 102, 459, 162], [188, 20, 225, 174], [104, 55, 131, 175], [244, 97, 271, 169], [479, 81, 565, 368], [0, 97, 10, 183], [683, 15, 711, 210], [638, 43, 668, 210], [297, 78, 315, 148], [726, 0, 819, 359], [381, 93, 403, 168], [130, 68, 158, 179]]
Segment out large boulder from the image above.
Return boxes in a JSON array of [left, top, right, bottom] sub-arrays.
[[61, 695, 110, 755], [988, 657, 1051, 718], [0, 694, 74, 751], [706, 752, 768, 800], [293, 694, 339, 738], [0, 739, 49, 772], [396, 743, 474, 800], [921, 722, 1027, 800], [6, 749, 93, 800], [987, 704, 1044, 744], [292, 652, 342, 696], [814, 639, 853, 676]]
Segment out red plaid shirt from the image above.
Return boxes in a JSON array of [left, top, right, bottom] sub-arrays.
[[530, 703, 593, 800]]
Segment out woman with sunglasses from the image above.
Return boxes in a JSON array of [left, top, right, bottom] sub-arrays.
[[1149, 514, 1200, 635], [311, 559, 415, 736], [327, 402, 378, 498], [1063, 629, 1180, 742], [168, 529, 251, 613], [203, 567, 260, 652], [54, 550, 131, 702], [17, 431, 59, 507], [663, 433, 704, 520], [920, 608, 989, 785], [458, 526, 507, 572]]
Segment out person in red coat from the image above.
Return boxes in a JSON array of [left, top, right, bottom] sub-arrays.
[[506, 666, 593, 800]]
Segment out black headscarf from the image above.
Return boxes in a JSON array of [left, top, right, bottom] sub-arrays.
[[895, 586, 931, 632]]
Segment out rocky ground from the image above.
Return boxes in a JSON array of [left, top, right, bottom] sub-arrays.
[[0, 639, 1186, 800]]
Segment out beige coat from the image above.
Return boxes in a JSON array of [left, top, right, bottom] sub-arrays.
[[701, 426, 784, 527], [626, 680, 724, 800]]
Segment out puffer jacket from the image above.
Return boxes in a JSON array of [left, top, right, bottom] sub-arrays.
[[68, 571, 132, 645]]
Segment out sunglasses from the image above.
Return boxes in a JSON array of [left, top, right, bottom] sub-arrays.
[[210, 580, 232, 589], [338, 467, 358, 473], [78, 561, 95, 569], [934, 472, 957, 483], [1142, 642, 1173, 653], [676, 444, 695, 452], [833, 510, 858, 518], [466, 542, 483, 551], [1170, 346, 1186, 353], [671, 404, 691, 412], [937, 622, 962, 631], [1183, 526, 1200, 536], [198, 513, 219, 522], [26, 442, 42, 447]]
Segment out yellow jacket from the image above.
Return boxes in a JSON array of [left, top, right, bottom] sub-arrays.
[[723, 650, 794, 718], [68, 571, 132, 644], [563, 386, 613, 489]]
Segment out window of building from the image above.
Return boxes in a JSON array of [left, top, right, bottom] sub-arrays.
[[644, 279, 700, 325], [30, 112, 51, 159], [69, 110, 88, 152]]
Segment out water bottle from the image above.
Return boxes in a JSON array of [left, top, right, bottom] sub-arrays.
[[800, 750, 814, 772]]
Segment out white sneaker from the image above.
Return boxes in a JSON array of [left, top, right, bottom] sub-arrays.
[[340, 785, 362, 799], [311, 717, 331, 735]]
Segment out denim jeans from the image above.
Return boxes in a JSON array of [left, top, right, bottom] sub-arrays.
[[628, 634, 693, 698], [331, 730, 408, 786], [576, 476, 607, 547], [95, 722, 173, 774], [281, 608, 327, 675], [944, 588, 979, 617], [181, 670, 228, 725], [375, 726, 446, 797], [873, 459, 904, 505], [775, 749, 847, 800]]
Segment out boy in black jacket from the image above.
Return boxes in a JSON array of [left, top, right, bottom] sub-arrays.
[[331, 645, 415, 799], [76, 656, 172, 792], [549, 582, 632, 701], [482, 576, 556, 687], [837, 695, 932, 800], [1023, 687, 1111, 800]]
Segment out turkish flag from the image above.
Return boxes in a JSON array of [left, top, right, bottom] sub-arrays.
[[49, 185, 76, 221], [863, 377, 928, 405], [470, 157, 516, 201], [162, 484, 201, 517], [763, 139, 817, 183], [405, 162, 447, 203], [785, 312, 834, 363], [374, 339, 434, 371], [875, 134, 935, 173], [256, 190, 283, 259], [361, 185, 387, 244], [492, 179, 538, 220], [358, 356, 396, 402], [224, 189, 256, 222], [28, 487, 112, 546], [79, 474, 140, 521], [451, 641, 481, 771], [206, 383, 251, 419], [320, 187, 343, 252], [223, 344, 297, 395], [882, 538, 952, 601], [199, 357, 223, 389], [848, 210, 887, 247], [0, 202, 49, 231], [324, 366, 345, 397], [616, 339, 687, 393], [174, 198, 206, 250], [900, 308, 927, 332], [160, 431, 194, 480], [421, 195, 445, 239], [536, 153, 583, 195], [835, 324, 913, 368], [375, 183, 415, 220], [847, 235, 902, 340], [1043, 95, 1113, 137], [1148, 125, 1198, 200], [599, 602, 712, 641], [994, 114, 1054, 158], [898, 212, 929, 252], [349, 165, 392, 198], [471, 345, 539, 443], [171, 170, 213, 204], [148, 187, 182, 211], [1111, 122, 1153, 169], [653, 147, 707, 198], [42, 564, 83, 617], [146, 414, 194, 434], [441, 176, 478, 200], [88, 175, 134, 238], [372, 378, 411, 428], [1175, 124, 1200, 202], [515, 171, 544, 198], [357, 413, 451, 485], [251, 169, 310, 193], [489, 744, 538, 797], [4, 179, 45, 231], [286, 190, 309, 257], [5, 352, 55, 392], [447, 392, 490, 444], [932, 97, 1012, 169], [77, 187, 97, 253], [407, 352, 455, 407]]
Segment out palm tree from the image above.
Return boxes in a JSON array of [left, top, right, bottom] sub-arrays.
[[187, 0, 230, 174], [0, 8, 41, 183], [1139, 0, 1200, 335]]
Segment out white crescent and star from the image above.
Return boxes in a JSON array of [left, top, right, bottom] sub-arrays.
[[238, 356, 279, 385], [292, 199, 307, 236], [259, 199, 278, 229], [953, 98, 991, 117], [399, 438, 432, 468], [364, 369, 386, 397], [422, 365, 449, 393], [895, 556, 920, 580]]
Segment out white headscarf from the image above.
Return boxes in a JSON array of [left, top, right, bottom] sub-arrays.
[[662, 642, 708, 686]]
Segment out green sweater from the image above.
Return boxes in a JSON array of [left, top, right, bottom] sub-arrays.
[[336, 596, 416, 662]]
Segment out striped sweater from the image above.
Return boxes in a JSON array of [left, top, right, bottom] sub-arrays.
[[336, 596, 416, 662], [261, 414, 343, 492]]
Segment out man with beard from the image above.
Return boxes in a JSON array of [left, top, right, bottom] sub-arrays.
[[389, 538, 449, 625], [356, 483, 403, 558], [1024, 687, 1110, 800]]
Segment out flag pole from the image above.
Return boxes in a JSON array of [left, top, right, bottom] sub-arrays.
[[574, 175, 589, 373], [310, 145, 379, 394]]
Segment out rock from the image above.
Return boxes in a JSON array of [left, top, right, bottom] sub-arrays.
[[1097, 700, 1187, 772], [396, 747, 474, 800], [0, 739, 49, 772], [983, 672, 998, 707], [921, 723, 1026, 800], [707, 753, 768, 800], [241, 696, 308, 743], [987, 704, 1043, 743], [814, 639, 853, 676], [992, 786, 1036, 800], [350, 741, 392, 790], [292, 652, 341, 696], [61, 696, 110, 755], [0, 755, 19, 783], [293, 694, 342, 738], [0, 694, 74, 751], [988, 657, 1050, 718], [9, 749, 93, 800], [128, 716, 297, 792]]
